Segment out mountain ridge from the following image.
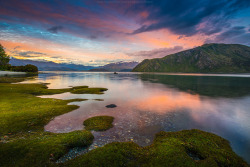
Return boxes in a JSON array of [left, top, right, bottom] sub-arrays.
[[132, 43, 250, 73], [9, 58, 93, 71], [9, 58, 139, 72], [99, 61, 139, 72]]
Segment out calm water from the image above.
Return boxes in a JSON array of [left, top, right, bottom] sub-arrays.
[[22, 72, 250, 163]]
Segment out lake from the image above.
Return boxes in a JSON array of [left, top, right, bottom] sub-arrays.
[[22, 72, 250, 163]]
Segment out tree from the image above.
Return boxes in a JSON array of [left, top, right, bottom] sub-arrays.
[[0, 44, 10, 70], [11, 64, 38, 72], [23, 64, 38, 72]]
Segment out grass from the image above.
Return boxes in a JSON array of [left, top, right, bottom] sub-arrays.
[[83, 116, 114, 131], [0, 83, 108, 96], [0, 76, 27, 83], [62, 129, 249, 167], [93, 99, 104, 101], [70, 87, 108, 94], [0, 79, 108, 135], [0, 76, 109, 166], [0, 130, 94, 167]]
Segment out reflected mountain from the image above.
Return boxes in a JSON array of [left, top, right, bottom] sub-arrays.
[[139, 74, 250, 98]]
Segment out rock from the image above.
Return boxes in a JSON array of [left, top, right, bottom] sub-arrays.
[[105, 104, 117, 108], [145, 139, 150, 143]]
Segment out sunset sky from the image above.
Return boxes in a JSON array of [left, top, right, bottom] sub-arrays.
[[0, 0, 250, 66]]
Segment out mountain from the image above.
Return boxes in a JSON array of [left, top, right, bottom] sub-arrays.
[[9, 58, 95, 71], [132, 43, 250, 73], [100, 61, 139, 72], [9, 58, 139, 72], [88, 68, 109, 72]]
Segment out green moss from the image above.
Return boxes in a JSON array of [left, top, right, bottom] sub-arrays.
[[70, 87, 108, 94], [0, 83, 107, 96], [63, 129, 248, 167], [0, 84, 89, 135], [62, 142, 143, 167], [0, 77, 108, 135], [70, 86, 89, 89], [93, 99, 104, 101], [0, 77, 102, 166], [0, 76, 26, 83], [0, 83, 102, 166], [65, 98, 88, 103], [83, 116, 114, 131], [0, 130, 94, 167]]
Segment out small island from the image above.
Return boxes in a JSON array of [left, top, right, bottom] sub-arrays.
[[83, 116, 114, 131]]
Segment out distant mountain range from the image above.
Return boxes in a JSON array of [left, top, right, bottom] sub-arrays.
[[98, 61, 139, 72], [9, 58, 139, 72], [133, 43, 250, 73], [9, 58, 93, 71]]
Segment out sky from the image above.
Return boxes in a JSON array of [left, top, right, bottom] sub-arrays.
[[0, 0, 250, 66]]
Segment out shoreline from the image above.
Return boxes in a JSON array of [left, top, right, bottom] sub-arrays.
[[0, 71, 27, 76]]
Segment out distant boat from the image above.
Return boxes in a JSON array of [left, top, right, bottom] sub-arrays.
[[114, 72, 118, 74]]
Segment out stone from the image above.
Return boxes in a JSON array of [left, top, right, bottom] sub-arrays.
[[105, 104, 117, 108]]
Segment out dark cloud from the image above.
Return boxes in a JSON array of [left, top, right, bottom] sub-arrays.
[[205, 26, 250, 45], [130, 0, 250, 36], [128, 46, 184, 59], [1, 0, 249, 52], [13, 51, 47, 57], [216, 27, 245, 40], [47, 26, 63, 33], [89, 35, 98, 39]]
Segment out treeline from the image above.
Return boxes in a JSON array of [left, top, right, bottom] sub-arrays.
[[0, 44, 38, 72], [6, 64, 38, 72]]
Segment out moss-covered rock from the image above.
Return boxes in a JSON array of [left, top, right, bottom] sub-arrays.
[[63, 129, 248, 167], [83, 116, 114, 131]]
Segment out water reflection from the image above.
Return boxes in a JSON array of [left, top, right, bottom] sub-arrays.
[[23, 72, 250, 163], [139, 74, 250, 97]]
